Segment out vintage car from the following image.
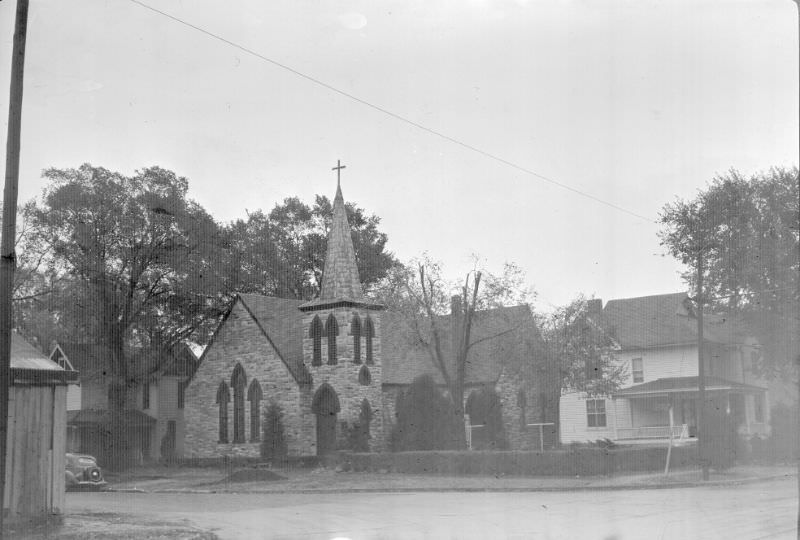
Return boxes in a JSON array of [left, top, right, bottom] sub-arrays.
[[65, 453, 107, 490]]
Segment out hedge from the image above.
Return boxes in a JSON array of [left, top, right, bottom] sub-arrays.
[[343, 446, 698, 477]]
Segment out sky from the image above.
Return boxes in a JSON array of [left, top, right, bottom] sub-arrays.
[[0, 0, 797, 311]]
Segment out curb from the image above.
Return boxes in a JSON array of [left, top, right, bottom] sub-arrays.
[[102, 472, 795, 495]]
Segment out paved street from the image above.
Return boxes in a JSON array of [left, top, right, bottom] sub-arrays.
[[65, 477, 797, 540]]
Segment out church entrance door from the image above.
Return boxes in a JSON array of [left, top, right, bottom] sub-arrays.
[[311, 384, 341, 456]]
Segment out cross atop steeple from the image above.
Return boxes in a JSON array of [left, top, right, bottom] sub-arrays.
[[332, 160, 346, 189]]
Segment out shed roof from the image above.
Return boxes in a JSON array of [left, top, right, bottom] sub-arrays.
[[10, 333, 76, 385], [613, 376, 765, 397]]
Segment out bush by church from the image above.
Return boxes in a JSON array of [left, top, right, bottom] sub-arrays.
[[345, 444, 698, 476]]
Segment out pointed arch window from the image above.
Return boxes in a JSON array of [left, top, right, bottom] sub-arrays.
[[351, 314, 362, 364], [247, 379, 263, 442], [326, 314, 339, 365], [364, 316, 375, 365], [231, 364, 247, 444], [358, 365, 371, 386], [310, 315, 323, 366], [216, 382, 230, 443]]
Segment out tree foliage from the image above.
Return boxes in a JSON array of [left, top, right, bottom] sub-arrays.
[[261, 402, 288, 460], [391, 374, 460, 451], [659, 167, 799, 381], [223, 195, 397, 300], [538, 295, 626, 396], [376, 255, 535, 448]]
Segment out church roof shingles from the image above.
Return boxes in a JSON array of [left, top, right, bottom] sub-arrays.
[[237, 294, 312, 384]]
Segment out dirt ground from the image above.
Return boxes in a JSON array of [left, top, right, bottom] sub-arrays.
[[5, 512, 218, 540]]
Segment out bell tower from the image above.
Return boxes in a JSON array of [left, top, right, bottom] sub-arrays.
[[300, 162, 384, 453]]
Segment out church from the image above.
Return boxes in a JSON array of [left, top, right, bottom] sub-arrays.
[[183, 176, 554, 459]]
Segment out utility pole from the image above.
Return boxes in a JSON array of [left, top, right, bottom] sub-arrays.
[[1, 0, 30, 532], [695, 252, 709, 481]]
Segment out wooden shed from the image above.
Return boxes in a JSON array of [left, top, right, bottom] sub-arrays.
[[3, 333, 77, 522]]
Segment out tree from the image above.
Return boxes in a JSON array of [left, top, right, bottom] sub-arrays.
[[224, 195, 397, 300], [24, 164, 224, 467], [377, 255, 535, 449], [391, 374, 459, 451], [659, 167, 799, 382], [539, 295, 626, 397], [261, 402, 288, 460]]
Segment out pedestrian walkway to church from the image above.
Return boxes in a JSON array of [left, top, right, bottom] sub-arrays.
[[105, 464, 795, 494]]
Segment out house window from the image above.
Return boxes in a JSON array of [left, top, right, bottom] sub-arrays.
[[351, 314, 362, 364], [364, 316, 375, 365], [142, 381, 150, 410], [247, 379, 263, 442], [326, 314, 339, 365], [231, 364, 247, 444], [216, 382, 230, 443], [631, 358, 644, 383], [586, 398, 607, 428], [310, 316, 323, 366], [754, 395, 765, 423]]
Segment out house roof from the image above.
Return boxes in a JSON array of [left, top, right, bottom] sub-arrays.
[[10, 333, 76, 385], [602, 292, 730, 349], [67, 408, 156, 427], [237, 294, 313, 384], [613, 376, 766, 397], [380, 304, 545, 386], [54, 343, 110, 374]]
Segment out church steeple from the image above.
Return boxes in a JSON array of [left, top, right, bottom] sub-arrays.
[[300, 162, 382, 311]]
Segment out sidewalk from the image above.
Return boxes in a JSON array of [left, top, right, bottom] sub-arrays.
[[104, 464, 796, 494]]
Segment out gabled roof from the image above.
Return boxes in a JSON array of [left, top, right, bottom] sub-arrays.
[[7, 333, 77, 385], [613, 376, 766, 397], [602, 292, 729, 349], [381, 304, 545, 386], [236, 294, 312, 384], [53, 343, 110, 374]]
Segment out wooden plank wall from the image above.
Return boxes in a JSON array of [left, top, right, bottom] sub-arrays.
[[4, 384, 67, 520]]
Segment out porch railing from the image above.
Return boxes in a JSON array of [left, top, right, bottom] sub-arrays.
[[616, 425, 688, 440]]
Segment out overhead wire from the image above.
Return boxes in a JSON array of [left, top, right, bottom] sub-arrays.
[[126, 0, 654, 223]]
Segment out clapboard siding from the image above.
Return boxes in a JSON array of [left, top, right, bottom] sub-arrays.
[[559, 391, 616, 444], [66, 384, 81, 411]]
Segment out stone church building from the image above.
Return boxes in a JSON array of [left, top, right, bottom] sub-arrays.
[[184, 181, 554, 459]]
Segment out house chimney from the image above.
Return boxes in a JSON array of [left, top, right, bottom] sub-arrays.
[[585, 298, 602, 323]]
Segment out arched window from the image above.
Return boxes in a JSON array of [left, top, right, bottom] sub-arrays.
[[358, 398, 374, 451], [310, 316, 323, 366], [326, 314, 339, 365], [358, 365, 371, 386], [351, 314, 362, 364], [247, 379, 263, 442], [231, 364, 247, 444], [216, 382, 230, 443], [364, 316, 375, 365]]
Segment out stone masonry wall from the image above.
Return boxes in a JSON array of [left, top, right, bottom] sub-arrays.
[[303, 306, 386, 452], [184, 300, 312, 459]]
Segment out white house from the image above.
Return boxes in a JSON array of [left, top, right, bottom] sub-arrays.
[[559, 293, 769, 445]]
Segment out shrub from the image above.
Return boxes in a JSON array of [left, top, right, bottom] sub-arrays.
[[703, 403, 736, 470], [260, 402, 288, 460], [391, 374, 461, 451], [159, 428, 176, 465]]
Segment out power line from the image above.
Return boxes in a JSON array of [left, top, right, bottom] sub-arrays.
[[126, 0, 654, 223]]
